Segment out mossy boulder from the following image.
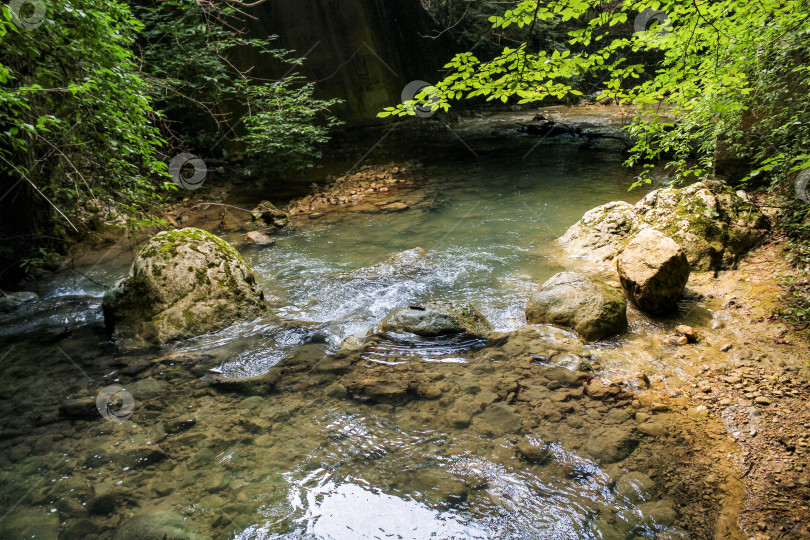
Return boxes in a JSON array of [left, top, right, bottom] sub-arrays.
[[559, 180, 769, 272], [250, 200, 290, 230], [102, 227, 266, 348], [377, 301, 493, 337], [525, 272, 627, 341]]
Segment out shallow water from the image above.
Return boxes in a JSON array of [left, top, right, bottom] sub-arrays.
[[0, 111, 734, 539]]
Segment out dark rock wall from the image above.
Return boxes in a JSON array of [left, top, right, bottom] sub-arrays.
[[245, 0, 449, 124]]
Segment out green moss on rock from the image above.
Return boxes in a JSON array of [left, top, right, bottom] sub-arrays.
[[103, 227, 267, 348]]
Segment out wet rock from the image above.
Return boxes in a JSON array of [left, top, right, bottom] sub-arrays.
[[245, 231, 275, 245], [525, 272, 627, 341], [62, 518, 98, 539], [617, 228, 690, 314], [586, 380, 619, 400], [348, 202, 381, 213], [204, 473, 229, 493], [314, 357, 352, 373], [380, 202, 409, 212], [485, 325, 584, 362], [346, 377, 410, 403], [113, 510, 200, 540], [250, 200, 290, 229], [559, 180, 769, 271], [208, 370, 280, 394], [616, 471, 654, 503], [166, 415, 196, 434], [326, 383, 348, 398], [339, 335, 366, 351], [543, 366, 589, 389], [585, 426, 638, 463], [516, 436, 552, 463], [345, 248, 431, 280], [377, 301, 493, 337], [637, 421, 667, 437], [129, 377, 164, 398], [0, 508, 59, 539], [59, 396, 98, 420], [112, 445, 167, 469], [638, 499, 678, 527], [475, 402, 523, 434], [103, 228, 266, 348], [675, 325, 698, 343], [89, 484, 119, 514], [0, 291, 38, 312], [417, 383, 442, 399]]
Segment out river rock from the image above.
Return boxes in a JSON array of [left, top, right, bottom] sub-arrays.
[[617, 228, 690, 314], [558, 201, 637, 266], [59, 396, 98, 420], [586, 426, 638, 463], [102, 228, 266, 348], [0, 291, 38, 312], [517, 436, 552, 463], [559, 180, 768, 271], [525, 272, 627, 341], [0, 508, 59, 539], [114, 511, 201, 540], [475, 402, 523, 434], [377, 301, 493, 337], [616, 471, 654, 503], [245, 231, 274, 245], [250, 201, 289, 229], [346, 247, 430, 280]]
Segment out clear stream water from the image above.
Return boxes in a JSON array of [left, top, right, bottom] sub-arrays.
[[0, 110, 727, 539]]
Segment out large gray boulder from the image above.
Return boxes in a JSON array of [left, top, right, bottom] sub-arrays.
[[377, 301, 493, 337], [525, 272, 627, 341], [559, 180, 769, 271], [617, 228, 690, 314], [103, 228, 266, 347]]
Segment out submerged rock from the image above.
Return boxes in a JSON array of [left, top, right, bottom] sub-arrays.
[[525, 272, 627, 341], [616, 471, 655, 503], [559, 180, 769, 271], [0, 291, 38, 312], [0, 508, 59, 539], [585, 426, 638, 464], [345, 247, 431, 280], [617, 228, 690, 314], [516, 436, 552, 463], [113, 511, 201, 540], [377, 301, 493, 337], [244, 230, 274, 245], [484, 325, 585, 366], [102, 228, 266, 348]]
